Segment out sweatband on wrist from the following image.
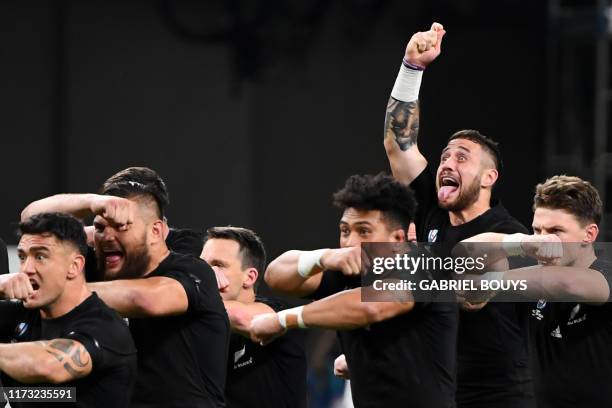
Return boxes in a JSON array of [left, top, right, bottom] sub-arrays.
[[278, 306, 306, 329], [391, 62, 423, 102], [502, 234, 526, 257], [481, 271, 505, 283], [297, 249, 328, 278]]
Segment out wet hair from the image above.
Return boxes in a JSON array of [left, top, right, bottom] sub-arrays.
[[205, 226, 267, 274], [533, 175, 602, 225], [101, 167, 170, 219], [448, 129, 502, 170], [19, 213, 88, 256], [332, 173, 416, 231]]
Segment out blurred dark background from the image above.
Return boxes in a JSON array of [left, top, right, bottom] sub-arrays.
[[1, 0, 609, 255]]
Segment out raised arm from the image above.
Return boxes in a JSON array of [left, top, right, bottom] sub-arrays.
[[0, 339, 92, 384], [89, 277, 189, 318], [264, 247, 361, 297], [249, 287, 414, 345], [21, 194, 135, 230], [383, 22, 445, 185]]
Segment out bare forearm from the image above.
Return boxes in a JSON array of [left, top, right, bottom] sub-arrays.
[[224, 300, 274, 336], [504, 266, 609, 302], [265, 251, 323, 296], [21, 194, 97, 221], [0, 339, 91, 384], [302, 288, 414, 330], [383, 98, 427, 184], [89, 277, 188, 317]]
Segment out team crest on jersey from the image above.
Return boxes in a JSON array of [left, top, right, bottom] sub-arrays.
[[14, 322, 28, 338], [536, 299, 547, 309], [427, 229, 438, 243]]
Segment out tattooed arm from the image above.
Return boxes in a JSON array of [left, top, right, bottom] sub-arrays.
[[384, 99, 427, 184], [383, 23, 446, 185], [0, 338, 92, 384]]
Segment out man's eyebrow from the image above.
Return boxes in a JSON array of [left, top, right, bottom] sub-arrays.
[[442, 145, 471, 154], [18, 245, 51, 253]]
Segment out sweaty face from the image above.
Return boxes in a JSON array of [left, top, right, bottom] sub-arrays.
[[339, 208, 403, 248], [93, 215, 151, 280], [436, 139, 489, 211], [201, 239, 246, 301], [532, 207, 595, 266], [17, 234, 73, 310]]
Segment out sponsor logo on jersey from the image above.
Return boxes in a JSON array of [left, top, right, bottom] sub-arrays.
[[428, 229, 438, 243]]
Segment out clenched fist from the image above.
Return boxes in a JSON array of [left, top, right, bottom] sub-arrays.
[[521, 234, 563, 265], [405, 22, 446, 69], [250, 313, 286, 346], [90, 195, 136, 230], [0, 273, 34, 300], [319, 246, 363, 276]]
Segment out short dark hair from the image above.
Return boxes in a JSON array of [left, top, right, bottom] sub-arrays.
[[101, 167, 169, 218], [332, 173, 416, 232], [533, 175, 602, 225], [19, 213, 88, 256], [205, 226, 267, 274], [449, 129, 502, 170]]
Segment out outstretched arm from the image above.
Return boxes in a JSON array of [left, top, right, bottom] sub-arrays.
[[250, 287, 414, 345], [0, 339, 92, 384], [89, 277, 189, 318]]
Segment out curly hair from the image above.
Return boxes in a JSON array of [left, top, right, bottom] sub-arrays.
[[533, 175, 602, 225], [332, 173, 416, 231]]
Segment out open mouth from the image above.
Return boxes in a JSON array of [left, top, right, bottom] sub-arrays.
[[103, 250, 124, 268], [29, 279, 40, 292], [438, 175, 460, 201]]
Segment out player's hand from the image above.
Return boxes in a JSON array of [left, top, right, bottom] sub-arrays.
[[90, 195, 136, 231], [405, 22, 445, 68], [319, 247, 362, 276], [0, 273, 34, 300], [333, 354, 350, 379], [521, 234, 563, 265], [250, 313, 287, 346]]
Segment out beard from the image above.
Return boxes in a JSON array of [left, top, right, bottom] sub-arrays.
[[439, 176, 481, 212], [99, 236, 152, 281]]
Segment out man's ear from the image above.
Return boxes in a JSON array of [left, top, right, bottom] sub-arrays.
[[242, 268, 259, 289], [391, 228, 407, 243], [151, 219, 165, 243], [584, 223, 599, 244], [67, 253, 85, 280], [481, 168, 498, 189]]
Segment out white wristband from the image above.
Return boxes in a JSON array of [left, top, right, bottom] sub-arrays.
[[297, 249, 328, 278], [502, 234, 526, 257], [278, 306, 306, 329], [391, 63, 423, 102]]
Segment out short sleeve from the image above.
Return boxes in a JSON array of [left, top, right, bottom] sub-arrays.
[[162, 257, 222, 315], [65, 330, 106, 370], [409, 166, 439, 241], [308, 271, 352, 300]]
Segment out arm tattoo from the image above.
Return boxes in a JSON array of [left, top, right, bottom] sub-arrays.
[[384, 98, 420, 151], [43, 339, 91, 379]]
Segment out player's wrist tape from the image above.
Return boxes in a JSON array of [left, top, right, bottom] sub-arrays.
[[297, 249, 328, 278], [391, 61, 423, 102], [278, 306, 306, 329], [502, 233, 526, 257]]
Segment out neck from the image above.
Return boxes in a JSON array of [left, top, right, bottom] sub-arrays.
[[448, 194, 492, 226], [569, 246, 597, 269], [40, 282, 91, 319], [236, 288, 256, 304], [142, 244, 171, 277]]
